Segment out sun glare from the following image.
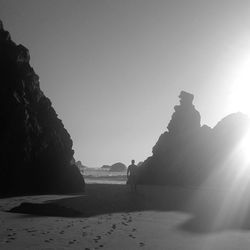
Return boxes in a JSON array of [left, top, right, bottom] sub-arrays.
[[229, 55, 250, 117], [239, 130, 250, 164], [227, 54, 250, 166], [230, 84, 250, 117]]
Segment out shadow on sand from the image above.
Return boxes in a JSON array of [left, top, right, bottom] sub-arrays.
[[7, 184, 250, 234]]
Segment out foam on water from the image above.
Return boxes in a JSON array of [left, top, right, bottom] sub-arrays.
[[82, 169, 127, 184]]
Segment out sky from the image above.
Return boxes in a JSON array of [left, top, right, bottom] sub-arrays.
[[1, 0, 250, 167]]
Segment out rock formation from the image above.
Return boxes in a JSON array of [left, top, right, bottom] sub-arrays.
[[101, 165, 111, 170], [101, 163, 127, 172], [138, 91, 250, 186], [109, 162, 127, 172], [0, 21, 85, 195], [137, 161, 144, 167], [75, 160, 87, 170]]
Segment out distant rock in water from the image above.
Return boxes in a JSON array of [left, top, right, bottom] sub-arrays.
[[75, 160, 87, 170], [101, 165, 111, 170], [101, 163, 127, 171], [0, 21, 85, 195], [138, 91, 250, 186], [109, 163, 127, 172]]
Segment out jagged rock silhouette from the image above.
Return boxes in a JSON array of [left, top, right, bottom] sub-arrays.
[[138, 91, 250, 186], [0, 21, 85, 195]]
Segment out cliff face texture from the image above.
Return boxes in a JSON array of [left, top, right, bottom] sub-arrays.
[[138, 91, 250, 186], [0, 21, 85, 195]]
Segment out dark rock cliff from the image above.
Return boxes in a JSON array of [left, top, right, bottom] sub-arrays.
[[0, 21, 85, 195], [138, 91, 250, 186]]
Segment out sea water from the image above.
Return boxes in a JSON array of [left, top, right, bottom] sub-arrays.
[[82, 168, 127, 184]]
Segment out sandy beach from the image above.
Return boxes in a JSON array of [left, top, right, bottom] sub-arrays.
[[1, 184, 250, 250]]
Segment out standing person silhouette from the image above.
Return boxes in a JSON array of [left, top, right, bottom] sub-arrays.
[[127, 160, 138, 192]]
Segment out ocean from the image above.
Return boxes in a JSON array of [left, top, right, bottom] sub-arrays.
[[82, 168, 127, 184]]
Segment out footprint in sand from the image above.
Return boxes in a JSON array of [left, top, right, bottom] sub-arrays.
[[94, 246, 103, 250], [7, 231, 17, 241], [6, 236, 16, 242], [129, 234, 136, 239], [93, 235, 102, 243], [107, 230, 113, 235], [68, 239, 77, 244]]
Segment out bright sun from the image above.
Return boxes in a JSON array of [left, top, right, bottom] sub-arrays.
[[229, 55, 250, 117], [230, 83, 250, 117]]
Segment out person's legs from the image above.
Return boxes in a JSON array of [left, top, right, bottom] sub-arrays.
[[129, 176, 134, 192], [134, 176, 137, 192], [130, 181, 133, 192]]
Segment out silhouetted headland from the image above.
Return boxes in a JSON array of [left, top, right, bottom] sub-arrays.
[[0, 21, 85, 196]]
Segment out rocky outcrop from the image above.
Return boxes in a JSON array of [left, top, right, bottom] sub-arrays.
[[101, 162, 127, 172], [0, 21, 85, 195], [138, 91, 250, 186], [109, 163, 127, 172], [75, 160, 87, 170], [101, 165, 111, 170], [137, 162, 144, 167], [101, 163, 127, 172]]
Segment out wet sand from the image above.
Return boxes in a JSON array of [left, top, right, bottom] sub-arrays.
[[1, 184, 250, 249]]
